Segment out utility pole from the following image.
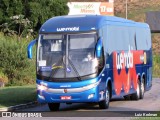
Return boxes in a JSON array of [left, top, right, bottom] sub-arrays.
[[126, 0, 128, 19]]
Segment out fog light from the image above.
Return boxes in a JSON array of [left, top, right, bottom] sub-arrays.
[[88, 94, 94, 99], [38, 94, 45, 100]]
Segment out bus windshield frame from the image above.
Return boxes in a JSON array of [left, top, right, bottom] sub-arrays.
[[36, 32, 100, 82]]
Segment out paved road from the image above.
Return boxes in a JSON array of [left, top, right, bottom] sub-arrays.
[[18, 78, 160, 118]]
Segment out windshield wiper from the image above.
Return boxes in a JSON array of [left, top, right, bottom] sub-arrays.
[[48, 56, 82, 81], [67, 58, 81, 81]]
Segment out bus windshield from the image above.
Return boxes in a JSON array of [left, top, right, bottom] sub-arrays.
[[37, 33, 99, 81]]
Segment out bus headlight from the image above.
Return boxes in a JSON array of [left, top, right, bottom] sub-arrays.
[[37, 84, 48, 91]]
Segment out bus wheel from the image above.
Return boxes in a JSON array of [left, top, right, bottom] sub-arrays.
[[140, 77, 145, 99], [99, 86, 110, 109], [131, 80, 140, 100], [48, 103, 60, 111], [124, 95, 131, 100]]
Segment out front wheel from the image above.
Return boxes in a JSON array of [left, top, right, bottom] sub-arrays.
[[48, 103, 60, 111], [99, 86, 110, 109]]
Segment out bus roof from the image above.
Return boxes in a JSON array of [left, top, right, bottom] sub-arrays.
[[39, 15, 149, 33]]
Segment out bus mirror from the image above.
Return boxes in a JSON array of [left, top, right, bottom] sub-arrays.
[[96, 38, 102, 58], [27, 39, 37, 59]]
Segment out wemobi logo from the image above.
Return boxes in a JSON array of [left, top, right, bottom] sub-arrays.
[[113, 50, 145, 95], [57, 27, 79, 32], [116, 50, 133, 70]]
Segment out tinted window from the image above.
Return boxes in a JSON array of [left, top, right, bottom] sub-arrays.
[[106, 25, 130, 53], [136, 28, 151, 50], [128, 27, 136, 50], [70, 34, 96, 49], [146, 29, 152, 50]]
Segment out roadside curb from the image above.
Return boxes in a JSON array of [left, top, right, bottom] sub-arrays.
[[0, 101, 39, 111]]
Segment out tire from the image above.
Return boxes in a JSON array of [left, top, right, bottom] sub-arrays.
[[140, 77, 145, 99], [124, 95, 131, 100], [48, 103, 60, 111], [99, 86, 110, 109], [131, 80, 140, 100]]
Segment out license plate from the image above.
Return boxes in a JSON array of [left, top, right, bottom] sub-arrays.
[[60, 96, 71, 100]]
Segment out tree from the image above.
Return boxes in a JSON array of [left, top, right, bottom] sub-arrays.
[[0, 23, 17, 36], [0, 15, 33, 40], [0, 0, 69, 37], [10, 15, 33, 40], [27, 0, 69, 31], [0, 0, 23, 24]]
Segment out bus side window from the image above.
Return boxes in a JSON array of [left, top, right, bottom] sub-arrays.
[[136, 28, 148, 50], [98, 47, 105, 71]]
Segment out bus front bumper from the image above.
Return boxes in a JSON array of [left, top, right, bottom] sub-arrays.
[[37, 82, 103, 103]]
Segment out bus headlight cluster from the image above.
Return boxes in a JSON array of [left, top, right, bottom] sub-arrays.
[[37, 84, 48, 91]]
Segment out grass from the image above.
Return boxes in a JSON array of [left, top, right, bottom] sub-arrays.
[[0, 85, 36, 108], [153, 55, 160, 78]]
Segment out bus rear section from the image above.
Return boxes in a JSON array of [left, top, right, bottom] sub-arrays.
[[99, 21, 152, 100], [27, 15, 152, 111]]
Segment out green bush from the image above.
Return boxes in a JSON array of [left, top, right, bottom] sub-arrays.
[[0, 33, 36, 86], [0, 70, 8, 86], [153, 54, 160, 78]]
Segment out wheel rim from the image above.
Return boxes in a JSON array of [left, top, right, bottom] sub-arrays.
[[105, 90, 110, 104]]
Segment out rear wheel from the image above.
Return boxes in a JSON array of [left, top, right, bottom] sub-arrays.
[[99, 86, 110, 109], [131, 80, 140, 100], [48, 103, 60, 111], [140, 77, 145, 99], [124, 95, 131, 100]]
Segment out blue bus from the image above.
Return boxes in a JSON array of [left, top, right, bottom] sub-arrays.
[[28, 15, 152, 111]]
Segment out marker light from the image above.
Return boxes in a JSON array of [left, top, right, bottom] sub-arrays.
[[88, 94, 95, 99]]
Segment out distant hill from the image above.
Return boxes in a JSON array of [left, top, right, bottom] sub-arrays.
[[70, 0, 160, 54]]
